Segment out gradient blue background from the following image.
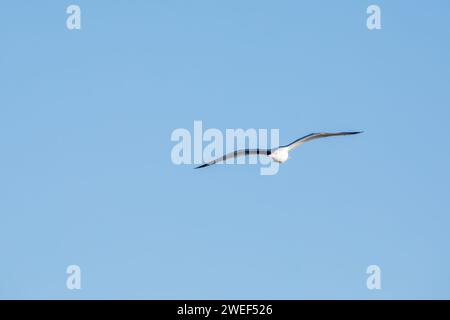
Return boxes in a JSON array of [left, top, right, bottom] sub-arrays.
[[1, 1, 449, 299]]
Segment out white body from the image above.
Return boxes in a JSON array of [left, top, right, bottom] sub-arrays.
[[269, 147, 289, 163]]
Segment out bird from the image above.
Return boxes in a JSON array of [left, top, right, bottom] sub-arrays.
[[194, 131, 362, 169]]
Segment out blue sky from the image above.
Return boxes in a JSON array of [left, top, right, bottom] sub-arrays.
[[1, 1, 450, 299]]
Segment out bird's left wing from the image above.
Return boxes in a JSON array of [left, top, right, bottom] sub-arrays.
[[195, 149, 271, 169]]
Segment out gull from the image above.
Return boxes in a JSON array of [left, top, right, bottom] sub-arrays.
[[195, 131, 362, 169]]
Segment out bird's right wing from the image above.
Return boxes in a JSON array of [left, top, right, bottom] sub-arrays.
[[195, 149, 271, 169], [284, 132, 362, 151]]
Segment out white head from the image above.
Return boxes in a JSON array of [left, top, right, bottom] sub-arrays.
[[270, 147, 289, 163]]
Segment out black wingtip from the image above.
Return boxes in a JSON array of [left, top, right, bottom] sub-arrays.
[[194, 164, 209, 169]]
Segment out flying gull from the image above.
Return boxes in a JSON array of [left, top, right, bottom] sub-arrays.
[[194, 131, 362, 169]]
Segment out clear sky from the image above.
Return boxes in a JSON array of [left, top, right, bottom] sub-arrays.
[[1, 0, 450, 299]]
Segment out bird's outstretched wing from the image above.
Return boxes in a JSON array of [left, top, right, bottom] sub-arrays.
[[283, 131, 362, 151], [195, 149, 272, 169]]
